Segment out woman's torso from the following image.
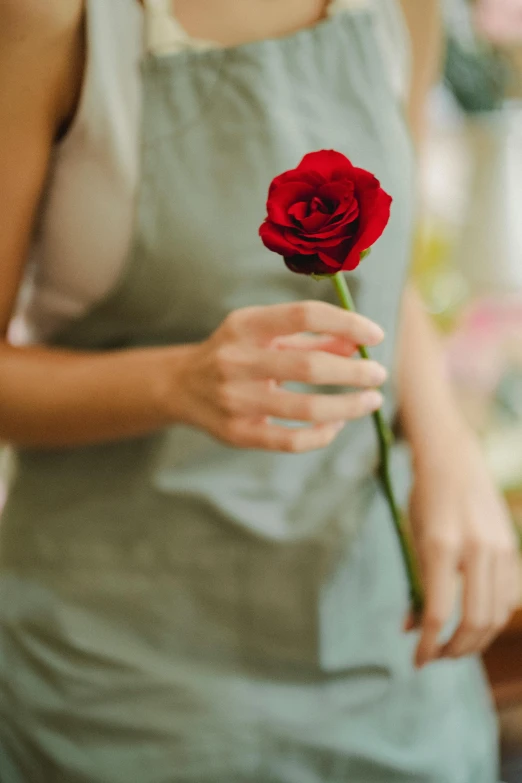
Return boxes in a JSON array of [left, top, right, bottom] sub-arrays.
[[2, 0, 418, 680], [14, 0, 409, 342], [4, 0, 415, 553]]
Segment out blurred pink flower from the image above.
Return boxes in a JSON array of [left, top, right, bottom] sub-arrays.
[[474, 0, 522, 43]]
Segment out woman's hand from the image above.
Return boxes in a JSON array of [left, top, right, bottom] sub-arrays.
[[170, 301, 388, 452], [410, 423, 520, 668]]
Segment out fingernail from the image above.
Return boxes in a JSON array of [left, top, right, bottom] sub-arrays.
[[363, 391, 383, 412], [366, 324, 385, 344], [370, 364, 388, 385], [414, 647, 428, 668], [449, 649, 464, 659]]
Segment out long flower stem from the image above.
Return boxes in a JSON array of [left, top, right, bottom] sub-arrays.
[[331, 272, 424, 617]]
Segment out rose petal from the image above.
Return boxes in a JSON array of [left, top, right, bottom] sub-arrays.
[[305, 181, 359, 234], [352, 168, 391, 227], [318, 241, 353, 268], [268, 168, 323, 196], [285, 230, 352, 251], [287, 202, 310, 223], [267, 182, 316, 226], [338, 169, 392, 269], [298, 211, 331, 232], [296, 150, 356, 182], [320, 183, 358, 216], [305, 206, 359, 239], [317, 180, 355, 204], [307, 220, 358, 242], [290, 196, 359, 240], [309, 196, 329, 214], [310, 204, 359, 237], [259, 221, 300, 256]]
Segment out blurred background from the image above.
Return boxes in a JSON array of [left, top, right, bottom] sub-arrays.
[[416, 1, 522, 779]]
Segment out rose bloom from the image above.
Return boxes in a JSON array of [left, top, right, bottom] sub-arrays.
[[259, 150, 392, 275]]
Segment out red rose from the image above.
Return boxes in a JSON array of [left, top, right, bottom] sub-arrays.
[[259, 150, 392, 275]]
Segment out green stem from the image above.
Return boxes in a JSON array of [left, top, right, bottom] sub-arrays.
[[331, 272, 424, 617]]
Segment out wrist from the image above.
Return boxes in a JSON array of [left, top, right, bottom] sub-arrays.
[[150, 343, 198, 426], [406, 404, 473, 473]]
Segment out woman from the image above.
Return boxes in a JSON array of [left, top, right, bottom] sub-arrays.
[[0, 1, 517, 780]]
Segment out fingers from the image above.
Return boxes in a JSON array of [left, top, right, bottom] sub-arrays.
[[214, 345, 387, 388], [214, 380, 384, 424], [224, 301, 384, 347], [221, 418, 347, 453], [253, 349, 388, 387], [440, 547, 490, 659], [258, 386, 384, 422], [272, 333, 357, 357], [415, 534, 459, 668], [476, 551, 511, 653], [479, 539, 520, 652], [440, 533, 519, 660]]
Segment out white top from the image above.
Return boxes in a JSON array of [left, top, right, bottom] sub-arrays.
[[16, 0, 410, 342]]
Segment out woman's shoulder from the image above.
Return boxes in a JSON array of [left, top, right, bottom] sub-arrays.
[[0, 0, 83, 40], [0, 0, 85, 140]]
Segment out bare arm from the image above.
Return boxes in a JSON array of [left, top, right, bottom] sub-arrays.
[[397, 0, 453, 448], [397, 2, 518, 667], [399, 0, 443, 144], [397, 0, 458, 464], [0, 0, 184, 447], [397, 286, 461, 458], [398, 286, 518, 668]]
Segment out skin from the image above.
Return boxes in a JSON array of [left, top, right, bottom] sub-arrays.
[[399, 0, 518, 665], [0, 0, 518, 668]]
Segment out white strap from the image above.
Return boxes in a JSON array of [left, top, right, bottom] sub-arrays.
[[141, 0, 215, 55], [328, 0, 370, 12]]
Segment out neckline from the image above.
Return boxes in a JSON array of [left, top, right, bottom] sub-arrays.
[[139, 0, 369, 54]]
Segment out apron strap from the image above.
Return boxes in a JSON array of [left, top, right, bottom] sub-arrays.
[[141, 0, 191, 55], [141, 0, 217, 56], [141, 0, 168, 9]]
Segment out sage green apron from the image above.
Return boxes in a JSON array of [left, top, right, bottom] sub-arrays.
[[0, 2, 499, 781]]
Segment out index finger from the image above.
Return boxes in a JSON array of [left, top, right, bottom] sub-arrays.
[[235, 301, 385, 346], [415, 538, 459, 668]]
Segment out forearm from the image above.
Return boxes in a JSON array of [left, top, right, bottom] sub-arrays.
[[397, 285, 465, 467], [399, 0, 444, 145], [0, 342, 189, 448], [397, 5, 452, 460]]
